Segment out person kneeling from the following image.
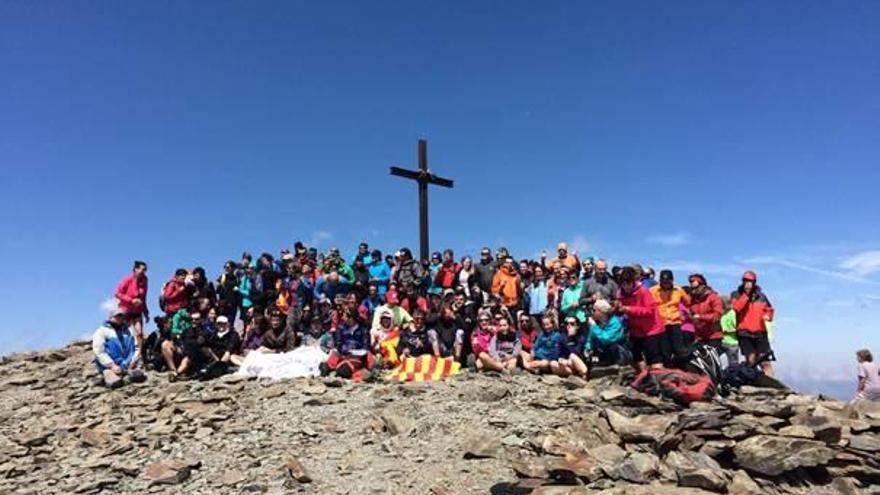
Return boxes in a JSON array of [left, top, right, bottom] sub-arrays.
[[583, 299, 631, 367], [92, 308, 146, 388]]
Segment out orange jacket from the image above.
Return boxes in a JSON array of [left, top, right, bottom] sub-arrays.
[[549, 255, 580, 274], [492, 266, 521, 307], [649, 285, 691, 325]]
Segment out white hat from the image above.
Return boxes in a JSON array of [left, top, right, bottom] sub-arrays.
[[217, 316, 229, 324]]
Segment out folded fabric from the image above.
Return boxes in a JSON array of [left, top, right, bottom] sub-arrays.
[[235, 346, 329, 380]]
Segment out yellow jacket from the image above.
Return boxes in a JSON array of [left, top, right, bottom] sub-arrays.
[[649, 285, 691, 325]]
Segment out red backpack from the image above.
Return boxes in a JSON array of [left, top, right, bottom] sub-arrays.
[[632, 367, 716, 405]]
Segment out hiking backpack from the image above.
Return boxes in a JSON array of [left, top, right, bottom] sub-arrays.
[[632, 367, 716, 405], [686, 344, 723, 385]]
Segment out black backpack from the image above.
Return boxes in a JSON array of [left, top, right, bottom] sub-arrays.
[[686, 344, 723, 385]]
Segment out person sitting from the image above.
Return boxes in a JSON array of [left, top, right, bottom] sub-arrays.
[[160, 308, 199, 381], [258, 307, 296, 353], [475, 314, 521, 372], [370, 308, 401, 368], [323, 309, 373, 379], [583, 299, 629, 367], [231, 315, 266, 366], [92, 308, 146, 388], [370, 290, 413, 334], [398, 310, 434, 359], [522, 314, 566, 375], [428, 303, 465, 360], [198, 315, 241, 379], [855, 349, 880, 401], [557, 316, 589, 379], [301, 316, 333, 352]]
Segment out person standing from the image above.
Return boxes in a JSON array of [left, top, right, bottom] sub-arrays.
[[650, 270, 692, 365], [115, 261, 149, 349], [473, 247, 497, 293], [615, 267, 665, 372], [686, 274, 724, 349], [492, 256, 522, 312], [731, 271, 775, 376]]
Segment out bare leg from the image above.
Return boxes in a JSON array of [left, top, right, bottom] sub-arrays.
[[161, 340, 178, 373], [477, 353, 506, 372], [568, 354, 588, 379], [760, 361, 774, 377]]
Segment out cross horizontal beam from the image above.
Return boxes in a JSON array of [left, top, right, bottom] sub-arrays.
[[389, 166, 454, 188]]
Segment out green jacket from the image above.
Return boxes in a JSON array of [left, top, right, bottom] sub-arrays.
[[561, 282, 587, 323], [720, 309, 737, 346]]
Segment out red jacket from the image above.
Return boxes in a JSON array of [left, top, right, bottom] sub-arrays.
[[115, 274, 148, 314], [434, 262, 460, 289], [162, 278, 189, 314], [688, 289, 723, 341], [731, 288, 774, 334], [618, 283, 664, 338]]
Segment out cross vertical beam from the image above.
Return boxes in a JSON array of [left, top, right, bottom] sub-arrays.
[[418, 139, 429, 263]]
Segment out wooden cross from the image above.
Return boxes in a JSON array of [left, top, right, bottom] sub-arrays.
[[390, 139, 454, 262]]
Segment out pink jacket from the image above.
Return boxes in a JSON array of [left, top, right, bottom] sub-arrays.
[[618, 282, 664, 338], [115, 274, 148, 314]]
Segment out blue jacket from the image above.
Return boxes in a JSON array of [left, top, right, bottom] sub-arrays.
[[367, 261, 391, 296], [584, 315, 625, 353], [239, 276, 254, 308], [334, 323, 368, 355], [532, 329, 565, 361], [526, 281, 549, 315], [314, 276, 351, 301], [92, 322, 138, 371]]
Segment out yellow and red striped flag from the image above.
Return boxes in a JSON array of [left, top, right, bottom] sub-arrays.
[[378, 328, 401, 367], [387, 355, 461, 383]]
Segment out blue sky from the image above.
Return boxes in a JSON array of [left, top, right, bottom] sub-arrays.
[[1, 1, 878, 396]]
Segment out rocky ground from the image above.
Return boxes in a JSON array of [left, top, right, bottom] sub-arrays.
[[1, 342, 879, 494]]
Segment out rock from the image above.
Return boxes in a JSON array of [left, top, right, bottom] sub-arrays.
[[379, 412, 414, 437], [193, 426, 214, 439], [588, 442, 628, 477], [511, 456, 549, 479], [463, 434, 502, 459], [733, 435, 836, 476], [79, 428, 111, 447], [848, 432, 880, 452], [664, 450, 726, 492], [605, 409, 675, 443], [16, 430, 52, 447], [74, 477, 119, 493], [283, 456, 311, 483], [142, 461, 192, 485], [789, 414, 842, 443], [728, 470, 762, 495], [778, 425, 815, 439], [699, 439, 736, 459], [220, 469, 247, 487], [606, 452, 659, 484]]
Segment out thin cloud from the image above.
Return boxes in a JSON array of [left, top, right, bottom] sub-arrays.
[[646, 233, 690, 247], [308, 230, 333, 249], [744, 255, 880, 285], [654, 260, 745, 279], [840, 250, 880, 277]]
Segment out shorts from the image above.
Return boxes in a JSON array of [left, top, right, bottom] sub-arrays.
[[630, 334, 666, 365], [737, 332, 771, 356]]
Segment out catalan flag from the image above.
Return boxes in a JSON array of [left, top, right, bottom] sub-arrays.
[[378, 328, 401, 367], [386, 355, 461, 383]]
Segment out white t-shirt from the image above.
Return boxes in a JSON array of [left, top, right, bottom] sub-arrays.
[[858, 361, 880, 398]]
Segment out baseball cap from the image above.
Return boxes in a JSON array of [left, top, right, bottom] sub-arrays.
[[742, 271, 757, 282], [659, 270, 674, 282]]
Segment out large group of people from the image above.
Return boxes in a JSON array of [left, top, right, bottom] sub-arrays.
[[93, 240, 781, 389]]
